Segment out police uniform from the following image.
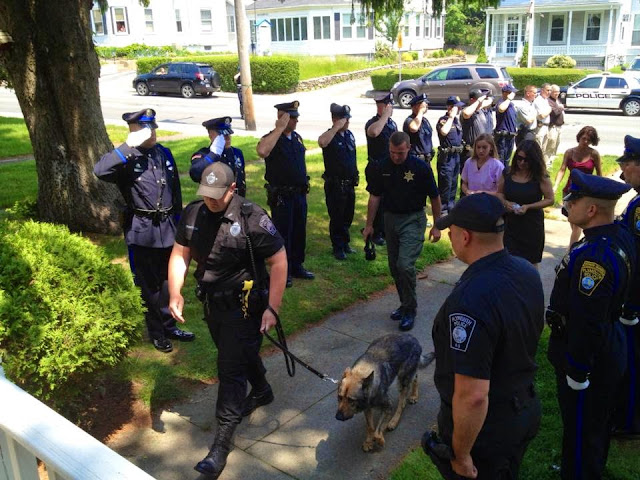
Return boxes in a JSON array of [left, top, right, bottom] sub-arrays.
[[262, 101, 313, 281], [461, 90, 489, 173], [365, 92, 398, 243], [436, 96, 465, 215], [613, 135, 640, 434], [429, 194, 543, 479], [403, 93, 434, 163], [322, 103, 358, 259], [366, 152, 439, 330], [234, 69, 244, 119], [190, 117, 246, 197], [547, 170, 636, 479], [494, 86, 518, 167], [94, 108, 193, 352]]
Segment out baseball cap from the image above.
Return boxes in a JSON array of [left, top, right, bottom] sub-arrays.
[[197, 162, 235, 199], [435, 193, 505, 233]]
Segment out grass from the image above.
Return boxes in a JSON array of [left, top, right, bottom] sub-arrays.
[[296, 55, 391, 81], [389, 329, 640, 479]]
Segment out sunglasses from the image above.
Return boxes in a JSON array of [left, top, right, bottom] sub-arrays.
[[516, 154, 528, 162]]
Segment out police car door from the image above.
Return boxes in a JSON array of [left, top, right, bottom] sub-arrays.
[[567, 76, 603, 109], [601, 76, 630, 110]]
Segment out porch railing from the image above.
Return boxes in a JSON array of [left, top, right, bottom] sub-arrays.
[[487, 43, 497, 63], [533, 45, 608, 57], [0, 366, 155, 480]]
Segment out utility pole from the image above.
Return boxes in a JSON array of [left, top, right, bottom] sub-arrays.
[[234, 0, 256, 131]]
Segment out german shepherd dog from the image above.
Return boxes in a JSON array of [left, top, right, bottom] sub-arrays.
[[335, 333, 435, 452]]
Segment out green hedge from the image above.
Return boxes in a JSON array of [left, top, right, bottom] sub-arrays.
[[370, 68, 432, 91], [136, 55, 300, 93], [506, 68, 598, 90], [0, 220, 143, 409]]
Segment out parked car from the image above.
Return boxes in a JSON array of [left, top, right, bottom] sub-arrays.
[[133, 62, 221, 98], [559, 72, 640, 116], [622, 56, 640, 72], [391, 63, 514, 108]]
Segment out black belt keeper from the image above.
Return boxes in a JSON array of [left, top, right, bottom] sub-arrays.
[[415, 153, 433, 161], [439, 146, 463, 154], [322, 174, 359, 188], [494, 130, 517, 137], [265, 183, 310, 196], [132, 206, 174, 223]]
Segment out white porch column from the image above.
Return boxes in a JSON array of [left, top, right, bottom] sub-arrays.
[[566, 10, 573, 55], [485, 12, 490, 50]]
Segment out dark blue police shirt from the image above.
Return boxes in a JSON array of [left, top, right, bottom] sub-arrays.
[[321, 129, 358, 180], [462, 110, 488, 145], [403, 115, 433, 156], [94, 142, 182, 249], [190, 146, 246, 197], [365, 154, 439, 213], [483, 108, 494, 133], [495, 100, 517, 133], [263, 130, 307, 187], [619, 192, 640, 312], [436, 114, 463, 148], [365, 115, 397, 162]]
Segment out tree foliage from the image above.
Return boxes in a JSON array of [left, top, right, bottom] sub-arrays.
[[374, 6, 404, 47], [444, 0, 486, 50], [357, 0, 499, 17]]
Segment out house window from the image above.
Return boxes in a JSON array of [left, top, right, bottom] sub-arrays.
[[201, 9, 212, 32], [341, 13, 366, 39], [144, 9, 154, 33], [175, 10, 182, 32], [228, 14, 236, 33], [404, 14, 410, 37], [584, 12, 602, 42], [271, 17, 308, 42], [313, 15, 330, 39], [633, 15, 640, 46], [356, 14, 366, 38], [435, 16, 442, 37], [91, 8, 105, 35], [111, 7, 128, 34], [424, 15, 430, 37], [548, 14, 565, 42], [343, 13, 353, 39], [415, 14, 421, 37]]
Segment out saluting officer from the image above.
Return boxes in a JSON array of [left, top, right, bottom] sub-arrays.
[[365, 92, 398, 246], [613, 135, 640, 435], [168, 162, 287, 479], [425, 193, 543, 479], [256, 101, 314, 288], [436, 96, 465, 216], [363, 131, 441, 331], [94, 108, 194, 352], [403, 93, 434, 164], [318, 103, 358, 261], [190, 117, 246, 197], [547, 169, 636, 479], [493, 85, 518, 167], [461, 89, 492, 173]]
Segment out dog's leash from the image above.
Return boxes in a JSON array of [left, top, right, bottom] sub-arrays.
[[264, 306, 339, 384]]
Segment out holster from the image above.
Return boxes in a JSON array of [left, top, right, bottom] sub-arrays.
[[247, 288, 269, 318], [545, 308, 567, 338], [421, 430, 473, 480]]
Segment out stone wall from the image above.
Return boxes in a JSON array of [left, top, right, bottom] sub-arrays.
[[296, 55, 466, 91]]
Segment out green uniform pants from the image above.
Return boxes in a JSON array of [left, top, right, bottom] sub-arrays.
[[384, 209, 426, 314]]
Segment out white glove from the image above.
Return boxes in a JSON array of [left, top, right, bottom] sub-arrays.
[[126, 128, 151, 148], [209, 135, 225, 155], [566, 375, 589, 391]]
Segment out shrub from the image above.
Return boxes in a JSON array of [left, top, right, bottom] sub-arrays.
[[506, 67, 598, 90], [370, 68, 431, 90], [476, 47, 488, 63], [445, 48, 465, 57], [430, 49, 444, 58], [374, 41, 395, 61], [95, 43, 198, 59], [519, 43, 528, 67], [0, 220, 143, 409], [401, 52, 414, 62], [136, 55, 299, 93], [411, 52, 418, 61], [544, 54, 576, 69]]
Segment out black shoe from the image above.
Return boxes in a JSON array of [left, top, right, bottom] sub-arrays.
[[152, 338, 173, 353], [399, 311, 416, 331], [286, 276, 293, 288], [166, 327, 195, 342], [291, 267, 315, 280], [241, 385, 274, 417], [344, 244, 357, 254], [194, 423, 236, 477], [372, 235, 386, 246], [333, 248, 346, 261], [390, 307, 404, 321]]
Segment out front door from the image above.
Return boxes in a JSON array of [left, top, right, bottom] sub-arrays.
[[505, 19, 519, 54]]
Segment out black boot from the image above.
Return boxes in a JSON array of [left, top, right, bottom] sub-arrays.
[[241, 384, 274, 417], [194, 423, 236, 478]]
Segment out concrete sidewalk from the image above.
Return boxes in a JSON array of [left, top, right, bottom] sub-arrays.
[[109, 199, 623, 480]]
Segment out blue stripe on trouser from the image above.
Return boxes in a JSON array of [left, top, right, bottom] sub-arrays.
[[575, 390, 586, 479], [627, 324, 637, 430], [127, 246, 138, 284]]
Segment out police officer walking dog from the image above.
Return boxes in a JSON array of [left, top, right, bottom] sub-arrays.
[[547, 170, 636, 479], [257, 101, 314, 287], [318, 103, 358, 260], [168, 162, 287, 479], [190, 117, 246, 197], [424, 193, 543, 479], [363, 131, 441, 331], [94, 108, 194, 352], [436, 96, 465, 216]]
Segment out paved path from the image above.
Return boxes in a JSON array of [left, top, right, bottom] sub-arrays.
[[107, 188, 640, 480]]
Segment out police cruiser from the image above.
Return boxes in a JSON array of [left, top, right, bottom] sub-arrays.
[[560, 72, 640, 116]]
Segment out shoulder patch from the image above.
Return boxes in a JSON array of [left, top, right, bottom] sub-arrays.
[[634, 208, 640, 235], [579, 260, 606, 296], [449, 313, 477, 352], [259, 214, 278, 236]]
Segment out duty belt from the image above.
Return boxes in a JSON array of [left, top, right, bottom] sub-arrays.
[[438, 146, 463, 154], [494, 130, 517, 137], [517, 125, 534, 133], [414, 152, 433, 161], [132, 206, 174, 221], [265, 183, 310, 195], [322, 174, 359, 187]]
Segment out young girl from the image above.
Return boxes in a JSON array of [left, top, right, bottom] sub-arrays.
[[461, 133, 504, 195]]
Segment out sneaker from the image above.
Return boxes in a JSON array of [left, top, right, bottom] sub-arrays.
[[153, 338, 173, 353], [241, 386, 274, 417]]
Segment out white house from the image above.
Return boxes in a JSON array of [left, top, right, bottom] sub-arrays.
[[484, 0, 640, 68], [245, 0, 445, 56]]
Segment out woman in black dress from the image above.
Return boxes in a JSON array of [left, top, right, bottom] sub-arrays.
[[497, 140, 554, 268]]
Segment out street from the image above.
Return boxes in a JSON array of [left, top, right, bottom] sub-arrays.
[[0, 71, 638, 155]]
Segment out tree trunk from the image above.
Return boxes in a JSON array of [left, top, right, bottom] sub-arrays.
[[0, 0, 122, 234]]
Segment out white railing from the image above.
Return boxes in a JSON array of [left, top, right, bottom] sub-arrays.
[[487, 43, 497, 63], [0, 366, 155, 480], [533, 45, 608, 56], [514, 43, 524, 66]]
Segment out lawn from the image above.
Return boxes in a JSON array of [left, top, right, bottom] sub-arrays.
[[296, 55, 391, 80]]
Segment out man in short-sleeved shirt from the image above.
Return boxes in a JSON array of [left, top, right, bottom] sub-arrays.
[[426, 193, 543, 479]]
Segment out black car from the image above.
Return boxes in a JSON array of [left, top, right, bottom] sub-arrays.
[[133, 62, 221, 98]]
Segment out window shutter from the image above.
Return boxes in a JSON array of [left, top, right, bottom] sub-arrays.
[[334, 12, 340, 40]]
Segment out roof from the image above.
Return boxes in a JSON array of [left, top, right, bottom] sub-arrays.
[[246, 0, 358, 10], [493, 0, 623, 7]]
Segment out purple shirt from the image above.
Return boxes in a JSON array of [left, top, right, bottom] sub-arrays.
[[461, 157, 504, 193]]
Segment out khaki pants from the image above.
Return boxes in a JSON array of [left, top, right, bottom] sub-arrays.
[[535, 124, 550, 164], [546, 125, 562, 160]]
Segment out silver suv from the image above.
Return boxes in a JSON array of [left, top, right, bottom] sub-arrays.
[[391, 63, 514, 108]]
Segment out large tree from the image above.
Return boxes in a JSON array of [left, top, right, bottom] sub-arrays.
[[444, 0, 486, 50], [374, 6, 404, 48]]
